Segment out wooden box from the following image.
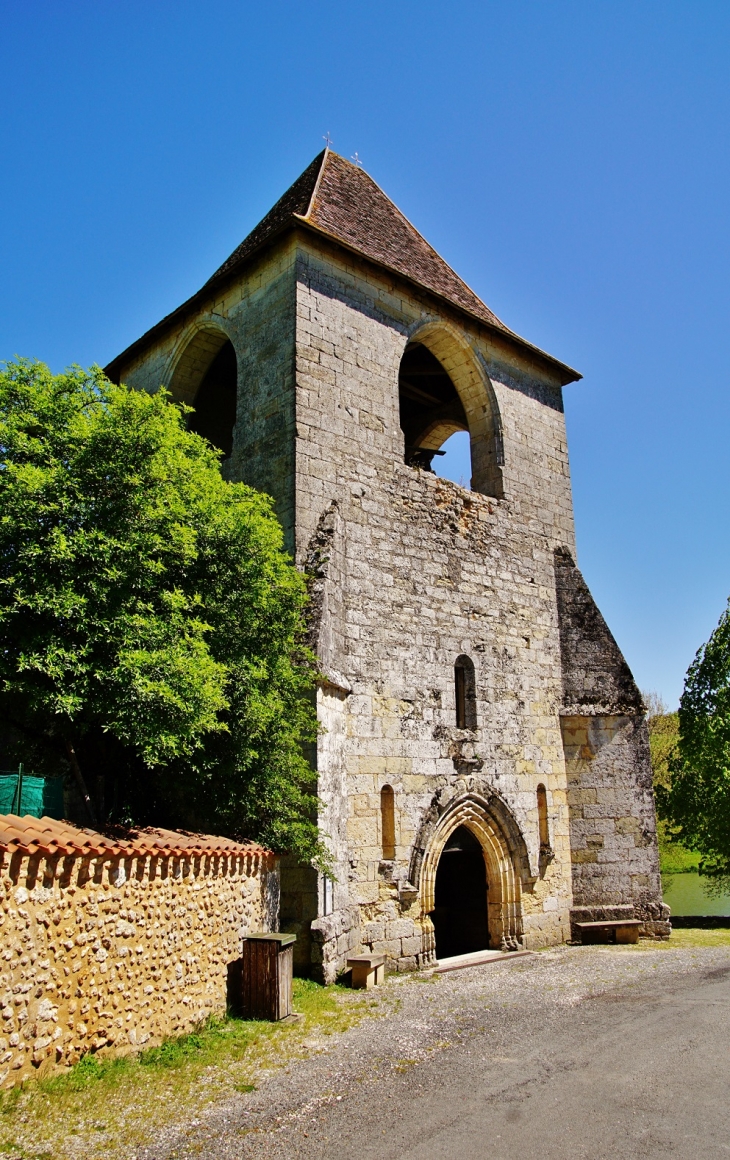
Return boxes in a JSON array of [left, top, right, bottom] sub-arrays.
[[233, 933, 296, 1021]]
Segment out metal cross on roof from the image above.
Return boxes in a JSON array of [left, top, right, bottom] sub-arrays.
[[323, 131, 334, 148], [351, 151, 363, 167]]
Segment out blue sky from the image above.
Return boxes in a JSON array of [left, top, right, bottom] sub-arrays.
[[1, 1, 728, 707]]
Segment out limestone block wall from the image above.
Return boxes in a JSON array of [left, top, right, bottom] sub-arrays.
[[488, 363, 575, 553], [561, 714, 668, 936], [0, 818, 278, 1089], [553, 548, 669, 937], [289, 239, 580, 974], [293, 235, 576, 557], [112, 236, 299, 548], [302, 468, 576, 976], [106, 221, 667, 976]]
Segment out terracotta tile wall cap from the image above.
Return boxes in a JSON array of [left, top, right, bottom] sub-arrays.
[[0, 814, 271, 860]]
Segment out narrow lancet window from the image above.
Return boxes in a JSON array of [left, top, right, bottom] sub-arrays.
[[454, 655, 477, 729], [381, 785, 396, 860], [455, 666, 466, 728], [537, 784, 550, 850]]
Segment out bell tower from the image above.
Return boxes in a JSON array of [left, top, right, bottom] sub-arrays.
[[107, 150, 669, 978]]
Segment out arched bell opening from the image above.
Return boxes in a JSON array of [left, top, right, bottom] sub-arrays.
[[400, 323, 504, 498], [167, 325, 239, 460], [398, 342, 470, 477], [188, 340, 238, 458], [431, 825, 489, 959]]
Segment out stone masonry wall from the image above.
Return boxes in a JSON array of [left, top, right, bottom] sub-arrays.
[[0, 844, 278, 1089], [554, 548, 669, 937], [109, 222, 667, 977], [116, 235, 299, 549], [561, 715, 669, 937], [292, 237, 581, 975], [302, 467, 575, 977]]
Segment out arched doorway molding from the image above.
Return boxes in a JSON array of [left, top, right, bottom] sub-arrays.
[[404, 318, 504, 498], [411, 789, 530, 961], [165, 316, 234, 406]]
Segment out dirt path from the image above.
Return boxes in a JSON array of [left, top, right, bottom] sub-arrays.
[[141, 939, 730, 1160]]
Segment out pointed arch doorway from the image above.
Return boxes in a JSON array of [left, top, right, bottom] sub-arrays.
[[415, 793, 528, 963], [431, 825, 489, 958]]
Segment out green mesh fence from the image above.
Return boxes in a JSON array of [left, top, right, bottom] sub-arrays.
[[0, 767, 65, 819]]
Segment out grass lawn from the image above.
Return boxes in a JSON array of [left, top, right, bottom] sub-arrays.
[[657, 825, 702, 875], [600, 928, 730, 950], [656, 927, 730, 949], [0, 978, 379, 1160]]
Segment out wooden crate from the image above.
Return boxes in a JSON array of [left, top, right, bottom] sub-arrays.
[[234, 933, 296, 1021]]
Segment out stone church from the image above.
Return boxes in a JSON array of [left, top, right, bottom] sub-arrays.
[[106, 149, 669, 980]]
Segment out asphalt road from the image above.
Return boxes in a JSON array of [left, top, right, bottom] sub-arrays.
[[147, 944, 730, 1160]]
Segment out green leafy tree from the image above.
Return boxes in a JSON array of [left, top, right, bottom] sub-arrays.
[[643, 692, 700, 874], [657, 599, 730, 878], [644, 691, 679, 793], [0, 358, 324, 864]]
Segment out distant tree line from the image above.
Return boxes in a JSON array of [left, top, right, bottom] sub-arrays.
[[647, 599, 730, 882]]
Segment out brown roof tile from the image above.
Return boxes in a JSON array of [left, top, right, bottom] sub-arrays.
[[210, 150, 506, 333], [209, 151, 324, 282], [0, 814, 270, 860], [105, 151, 580, 385], [303, 152, 509, 332]]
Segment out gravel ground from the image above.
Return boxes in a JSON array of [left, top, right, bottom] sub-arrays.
[[140, 940, 730, 1160]]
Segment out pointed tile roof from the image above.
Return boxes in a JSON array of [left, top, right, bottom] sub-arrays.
[[106, 151, 580, 384], [210, 150, 507, 332]]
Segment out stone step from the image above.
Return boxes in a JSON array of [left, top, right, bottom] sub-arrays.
[[434, 948, 535, 973]]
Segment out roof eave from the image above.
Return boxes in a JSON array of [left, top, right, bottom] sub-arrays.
[[105, 217, 581, 388], [293, 217, 582, 386], [104, 218, 297, 380]]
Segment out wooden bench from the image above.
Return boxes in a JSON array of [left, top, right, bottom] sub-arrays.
[[347, 954, 386, 989], [575, 919, 642, 945]]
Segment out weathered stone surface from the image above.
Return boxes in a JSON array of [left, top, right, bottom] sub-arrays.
[[106, 152, 668, 977], [553, 548, 644, 715], [0, 847, 277, 1088]]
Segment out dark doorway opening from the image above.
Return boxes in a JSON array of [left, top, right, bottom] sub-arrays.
[[189, 340, 238, 458], [431, 825, 489, 959]]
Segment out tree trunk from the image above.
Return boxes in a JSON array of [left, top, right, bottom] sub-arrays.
[[65, 739, 97, 827]]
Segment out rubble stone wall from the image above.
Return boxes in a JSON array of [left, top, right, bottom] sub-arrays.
[[0, 847, 278, 1088]]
